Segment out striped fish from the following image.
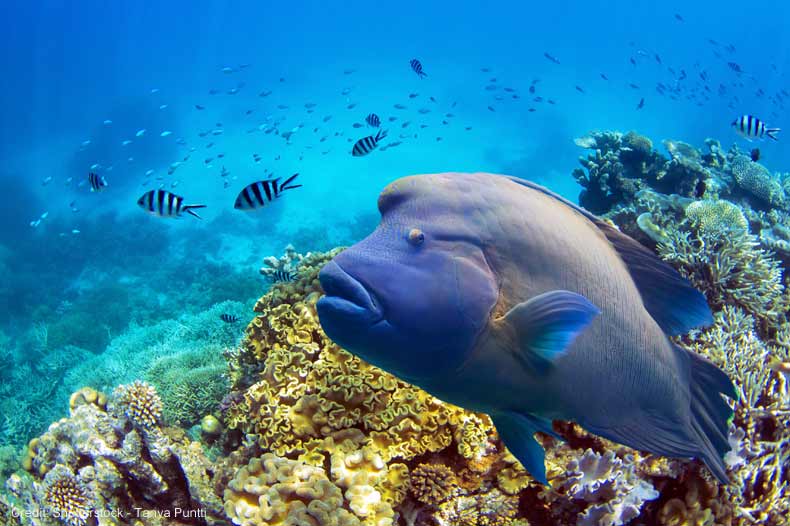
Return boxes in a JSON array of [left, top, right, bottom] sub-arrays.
[[137, 189, 206, 218], [365, 113, 381, 128], [88, 172, 107, 192], [270, 268, 297, 283], [352, 130, 388, 157], [234, 173, 301, 211], [410, 58, 427, 78], [732, 115, 780, 141], [220, 313, 239, 323]]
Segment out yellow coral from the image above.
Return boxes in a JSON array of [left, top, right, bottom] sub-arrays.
[[227, 251, 468, 465], [223, 453, 362, 526], [409, 463, 458, 504], [68, 387, 107, 412]]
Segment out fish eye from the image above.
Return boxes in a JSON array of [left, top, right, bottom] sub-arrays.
[[408, 228, 425, 246]]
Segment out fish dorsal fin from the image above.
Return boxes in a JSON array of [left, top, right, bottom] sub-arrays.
[[589, 218, 712, 334], [504, 175, 713, 335], [504, 290, 599, 374]]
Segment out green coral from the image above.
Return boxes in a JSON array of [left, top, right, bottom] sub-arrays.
[[145, 348, 228, 427]]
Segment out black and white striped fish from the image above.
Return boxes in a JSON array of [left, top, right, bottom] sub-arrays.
[[270, 268, 297, 283], [732, 115, 780, 141], [365, 113, 381, 128], [351, 130, 388, 157], [220, 313, 239, 323], [234, 173, 301, 211], [88, 172, 108, 192], [137, 189, 206, 218], [410, 58, 427, 78]]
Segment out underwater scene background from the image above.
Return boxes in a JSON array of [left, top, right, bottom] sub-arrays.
[[1, 0, 789, 525]]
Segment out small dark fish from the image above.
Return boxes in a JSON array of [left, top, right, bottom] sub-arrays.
[[487, 105, 495, 112], [630, 57, 636, 66], [343, 68, 356, 75], [528, 108, 536, 113], [401, 121, 411, 128], [654, 53, 662, 64], [246, 109, 254, 115], [305, 102, 317, 109], [637, 97, 645, 110], [277, 104, 289, 109], [259, 90, 272, 97], [88, 172, 107, 192], [629, 83, 640, 89], [575, 86, 586, 94], [750, 148, 761, 162], [352, 130, 388, 157], [347, 103, 358, 109], [674, 13, 683, 21], [485, 84, 498, 91], [234, 173, 302, 210], [388, 116, 398, 122], [529, 85, 536, 94], [137, 190, 205, 219], [429, 96, 437, 103], [728, 62, 743, 73], [418, 108, 431, 114], [481, 67, 491, 72], [543, 52, 560, 64], [195, 104, 205, 110], [220, 314, 239, 323], [409, 93, 419, 98], [410, 58, 427, 78], [394, 104, 407, 110], [366, 113, 381, 127], [270, 269, 297, 283], [323, 115, 332, 122], [352, 122, 364, 128], [504, 87, 515, 93]]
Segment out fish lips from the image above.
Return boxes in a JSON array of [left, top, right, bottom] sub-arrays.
[[317, 260, 383, 333]]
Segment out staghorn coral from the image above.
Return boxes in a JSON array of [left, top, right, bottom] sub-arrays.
[[7, 386, 225, 526], [111, 381, 162, 428], [223, 453, 365, 526]]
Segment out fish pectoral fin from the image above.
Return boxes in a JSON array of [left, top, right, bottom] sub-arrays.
[[504, 290, 599, 374], [492, 411, 557, 485]]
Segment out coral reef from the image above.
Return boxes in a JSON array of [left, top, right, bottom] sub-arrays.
[[4, 383, 226, 526]]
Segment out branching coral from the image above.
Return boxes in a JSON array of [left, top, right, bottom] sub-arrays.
[[658, 227, 786, 331]]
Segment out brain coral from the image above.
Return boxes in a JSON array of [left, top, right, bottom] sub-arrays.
[[685, 199, 748, 236], [730, 155, 785, 207]]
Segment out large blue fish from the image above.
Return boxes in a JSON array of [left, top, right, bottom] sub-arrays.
[[317, 172, 736, 484]]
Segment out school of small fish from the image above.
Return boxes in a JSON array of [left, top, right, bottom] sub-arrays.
[[35, 23, 784, 231]]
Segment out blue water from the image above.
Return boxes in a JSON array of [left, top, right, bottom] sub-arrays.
[[1, 0, 789, 445]]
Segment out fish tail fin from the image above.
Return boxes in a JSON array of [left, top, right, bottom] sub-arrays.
[[377, 129, 388, 141], [183, 204, 207, 219], [766, 128, 780, 141], [685, 346, 737, 483], [419, 71, 427, 78], [280, 173, 302, 191]]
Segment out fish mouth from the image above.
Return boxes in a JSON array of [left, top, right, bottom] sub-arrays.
[[317, 260, 382, 322]]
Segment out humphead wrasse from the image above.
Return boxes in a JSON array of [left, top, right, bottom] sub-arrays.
[[317, 172, 736, 484]]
